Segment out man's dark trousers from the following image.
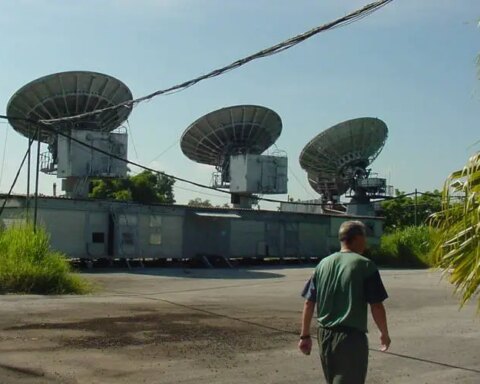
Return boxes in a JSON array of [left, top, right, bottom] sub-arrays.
[[317, 326, 369, 384]]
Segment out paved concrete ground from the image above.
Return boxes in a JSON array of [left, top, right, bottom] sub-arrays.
[[0, 267, 478, 384]]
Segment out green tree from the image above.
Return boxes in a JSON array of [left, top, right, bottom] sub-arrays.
[[381, 190, 441, 231], [90, 171, 175, 204], [188, 198, 213, 207], [429, 153, 480, 308], [129, 171, 175, 204]]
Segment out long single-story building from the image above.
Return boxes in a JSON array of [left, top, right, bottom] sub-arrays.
[[0, 195, 384, 260]]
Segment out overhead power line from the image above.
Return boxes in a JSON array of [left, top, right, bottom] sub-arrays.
[[2, 114, 232, 194], [38, 0, 393, 126], [0, 0, 397, 209], [0, 114, 410, 208]]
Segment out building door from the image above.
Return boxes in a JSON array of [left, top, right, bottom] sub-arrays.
[[265, 222, 281, 257], [113, 212, 139, 258], [85, 212, 108, 258], [284, 222, 300, 257]]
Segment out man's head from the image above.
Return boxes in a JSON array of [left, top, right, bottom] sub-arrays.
[[338, 220, 367, 254]]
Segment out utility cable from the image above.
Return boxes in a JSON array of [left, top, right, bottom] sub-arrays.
[[0, 115, 423, 208], [37, 0, 393, 126], [0, 128, 8, 187], [0, 135, 35, 217], [147, 138, 181, 165], [288, 166, 316, 200], [1, 114, 232, 196], [126, 121, 139, 159], [174, 184, 230, 200]]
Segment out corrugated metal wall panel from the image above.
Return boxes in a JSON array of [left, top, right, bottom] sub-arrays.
[[299, 222, 328, 257], [0, 197, 384, 260], [160, 216, 184, 258], [230, 220, 265, 258], [136, 214, 183, 259], [40, 209, 88, 257]]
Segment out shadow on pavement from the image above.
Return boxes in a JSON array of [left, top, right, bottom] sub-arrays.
[[130, 268, 285, 280], [80, 267, 286, 280]]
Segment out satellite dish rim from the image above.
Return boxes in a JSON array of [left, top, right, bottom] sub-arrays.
[[299, 117, 388, 174], [180, 104, 282, 166], [6, 70, 133, 142]]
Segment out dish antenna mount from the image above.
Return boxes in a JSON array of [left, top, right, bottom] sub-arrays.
[[300, 117, 389, 216], [181, 105, 288, 208], [7, 71, 133, 198]]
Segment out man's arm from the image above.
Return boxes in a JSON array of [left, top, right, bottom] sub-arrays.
[[299, 276, 317, 355], [370, 302, 391, 351], [301, 300, 315, 337], [364, 268, 391, 351], [298, 300, 315, 355]]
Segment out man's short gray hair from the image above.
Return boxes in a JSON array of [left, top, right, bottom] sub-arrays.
[[338, 220, 366, 243]]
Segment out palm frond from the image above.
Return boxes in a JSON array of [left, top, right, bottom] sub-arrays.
[[429, 151, 480, 310]]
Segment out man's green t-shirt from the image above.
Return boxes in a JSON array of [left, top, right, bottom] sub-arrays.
[[301, 252, 388, 333]]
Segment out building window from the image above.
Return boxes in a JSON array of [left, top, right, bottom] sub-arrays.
[[150, 233, 162, 245], [92, 232, 105, 243]]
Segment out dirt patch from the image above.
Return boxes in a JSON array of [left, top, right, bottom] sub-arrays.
[[6, 311, 294, 359]]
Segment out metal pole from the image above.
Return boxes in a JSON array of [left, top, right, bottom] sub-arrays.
[[33, 128, 41, 232], [414, 188, 418, 226], [26, 135, 32, 221]]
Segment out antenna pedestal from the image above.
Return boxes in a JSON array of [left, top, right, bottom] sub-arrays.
[[182, 106, 288, 206], [62, 177, 91, 199], [346, 193, 375, 217], [55, 130, 128, 198], [231, 194, 255, 209], [300, 117, 389, 216]]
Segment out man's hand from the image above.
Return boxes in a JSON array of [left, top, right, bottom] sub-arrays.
[[379, 333, 391, 352], [370, 302, 390, 352], [298, 337, 312, 355]]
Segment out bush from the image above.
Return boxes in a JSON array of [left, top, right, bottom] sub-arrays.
[[0, 224, 91, 294], [366, 226, 435, 268]]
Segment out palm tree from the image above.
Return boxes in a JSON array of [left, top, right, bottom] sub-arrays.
[[429, 152, 480, 309]]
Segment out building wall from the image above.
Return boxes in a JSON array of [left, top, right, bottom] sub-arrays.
[[0, 196, 384, 260], [299, 222, 329, 257], [230, 220, 265, 258], [183, 213, 231, 259]]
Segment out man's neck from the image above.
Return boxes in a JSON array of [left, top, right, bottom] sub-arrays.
[[340, 247, 355, 253]]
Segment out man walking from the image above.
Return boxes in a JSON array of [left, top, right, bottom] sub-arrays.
[[298, 220, 390, 384]]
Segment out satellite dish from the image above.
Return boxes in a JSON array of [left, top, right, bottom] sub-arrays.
[[181, 105, 282, 168], [7, 71, 133, 142], [300, 117, 388, 199], [300, 117, 387, 177]]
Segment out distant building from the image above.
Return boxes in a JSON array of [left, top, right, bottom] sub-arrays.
[[1, 195, 383, 261]]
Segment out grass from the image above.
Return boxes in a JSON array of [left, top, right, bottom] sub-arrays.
[[0, 224, 91, 294], [366, 226, 435, 268]]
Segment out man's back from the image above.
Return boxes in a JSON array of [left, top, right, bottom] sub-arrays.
[[311, 252, 384, 333], [298, 221, 390, 384]]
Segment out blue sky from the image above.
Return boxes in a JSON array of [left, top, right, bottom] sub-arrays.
[[0, 0, 478, 207]]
